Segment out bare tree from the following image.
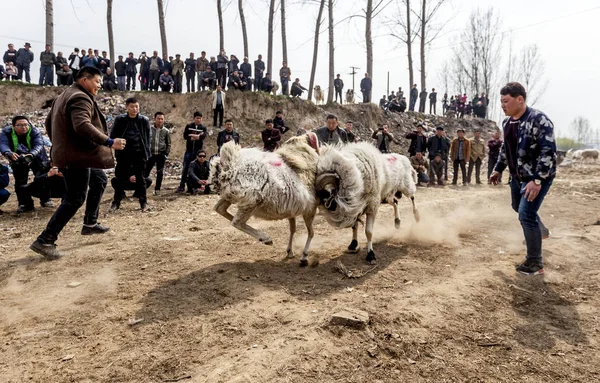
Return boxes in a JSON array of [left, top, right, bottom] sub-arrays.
[[364, 0, 391, 83], [45, 0, 54, 47], [238, 0, 249, 57], [157, 0, 168, 57], [415, 0, 449, 90], [281, 0, 288, 63], [107, 0, 115, 73], [388, 0, 418, 89], [570, 116, 592, 145], [308, 0, 327, 101], [217, 0, 225, 51], [517, 43, 548, 106], [436, 60, 450, 94], [267, 0, 276, 75], [327, 0, 335, 103]]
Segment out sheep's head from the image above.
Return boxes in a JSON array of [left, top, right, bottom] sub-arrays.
[[207, 155, 221, 193], [315, 173, 340, 212]]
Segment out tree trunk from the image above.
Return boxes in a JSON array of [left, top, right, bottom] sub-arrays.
[[327, 0, 334, 104], [420, 0, 426, 90], [406, 0, 414, 89], [157, 0, 168, 57], [308, 0, 326, 101], [267, 0, 276, 75], [217, 0, 224, 51], [45, 0, 54, 47], [281, 0, 288, 64], [107, 0, 115, 73], [365, 0, 373, 80], [238, 0, 249, 57]]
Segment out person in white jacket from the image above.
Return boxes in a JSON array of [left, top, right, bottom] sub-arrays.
[[212, 85, 226, 129]]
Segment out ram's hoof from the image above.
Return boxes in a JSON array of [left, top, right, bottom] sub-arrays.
[[299, 259, 309, 267], [346, 239, 360, 254], [366, 250, 376, 265], [261, 237, 273, 245], [394, 218, 401, 229]]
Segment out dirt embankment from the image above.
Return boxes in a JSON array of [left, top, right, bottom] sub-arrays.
[[0, 82, 498, 158]]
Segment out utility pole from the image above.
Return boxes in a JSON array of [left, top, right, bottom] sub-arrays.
[[349, 66, 360, 96]]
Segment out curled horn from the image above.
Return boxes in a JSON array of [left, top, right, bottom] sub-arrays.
[[315, 172, 340, 192]]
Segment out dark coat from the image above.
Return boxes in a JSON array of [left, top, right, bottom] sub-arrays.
[[110, 114, 151, 161], [262, 128, 281, 152], [426, 134, 449, 159], [217, 129, 241, 151], [184, 123, 207, 154], [405, 131, 427, 156], [0, 164, 9, 190], [45, 84, 114, 169], [360, 77, 372, 91]]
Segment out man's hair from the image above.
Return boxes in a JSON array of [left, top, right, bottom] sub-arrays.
[[125, 97, 138, 105], [201, 51, 206, 54], [193, 111, 202, 118], [197, 150, 206, 156], [12, 116, 29, 126], [276, 110, 282, 114], [265, 119, 273, 124], [75, 66, 102, 81], [326, 114, 338, 121], [225, 119, 233, 124], [500, 82, 527, 100], [74, 48, 79, 52], [154, 111, 165, 118], [346, 120, 353, 124]]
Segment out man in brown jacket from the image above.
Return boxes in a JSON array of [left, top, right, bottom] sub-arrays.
[[449, 128, 471, 186], [30, 66, 126, 260], [467, 129, 485, 184]]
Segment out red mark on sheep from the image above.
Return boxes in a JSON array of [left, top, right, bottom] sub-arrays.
[[387, 156, 397, 163], [270, 160, 283, 167]]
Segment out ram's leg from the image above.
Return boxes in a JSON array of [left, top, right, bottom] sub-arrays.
[[286, 218, 296, 259], [365, 212, 377, 264], [231, 206, 273, 245], [393, 198, 401, 229], [411, 195, 420, 223], [347, 220, 360, 253], [214, 198, 234, 221], [299, 210, 316, 267]]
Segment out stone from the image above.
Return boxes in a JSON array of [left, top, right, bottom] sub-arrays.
[[330, 308, 370, 329]]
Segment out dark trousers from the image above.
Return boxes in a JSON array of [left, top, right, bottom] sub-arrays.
[[12, 163, 43, 208], [467, 157, 482, 184], [409, 97, 416, 111], [179, 152, 196, 190], [488, 156, 501, 183], [335, 89, 342, 103], [17, 64, 31, 82], [0, 189, 10, 206], [419, 99, 426, 113], [186, 72, 195, 92], [362, 90, 371, 103], [510, 178, 552, 263], [452, 159, 467, 185], [38, 168, 107, 244], [113, 159, 147, 206], [187, 180, 211, 194], [444, 156, 449, 180], [126, 72, 136, 90], [141, 72, 149, 90], [149, 70, 160, 91], [281, 77, 289, 95], [213, 105, 224, 128], [39, 65, 54, 86], [430, 102, 436, 115], [254, 76, 262, 91], [216, 68, 227, 88], [146, 154, 166, 191], [57, 74, 73, 86], [174, 73, 183, 93]]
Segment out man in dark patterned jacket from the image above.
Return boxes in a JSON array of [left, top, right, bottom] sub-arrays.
[[490, 82, 556, 276]]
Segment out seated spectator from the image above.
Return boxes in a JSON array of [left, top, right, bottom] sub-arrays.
[[372, 124, 398, 153], [261, 73, 273, 93], [388, 98, 402, 113], [262, 119, 281, 152], [228, 70, 243, 90], [410, 152, 430, 186], [379, 95, 388, 109], [159, 70, 174, 92], [102, 68, 117, 91], [217, 119, 241, 152], [273, 110, 289, 134], [0, 64, 5, 80], [290, 78, 307, 97], [399, 97, 407, 112], [238, 72, 249, 91], [110, 173, 152, 202], [201, 66, 217, 90], [22, 161, 67, 203], [5, 62, 18, 80], [429, 152, 445, 186], [0, 164, 10, 215], [56, 63, 73, 86], [187, 150, 211, 195]]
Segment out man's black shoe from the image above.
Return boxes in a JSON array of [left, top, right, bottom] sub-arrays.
[[109, 202, 120, 212], [16, 205, 35, 214], [30, 239, 63, 260], [516, 260, 544, 276], [81, 223, 110, 236]]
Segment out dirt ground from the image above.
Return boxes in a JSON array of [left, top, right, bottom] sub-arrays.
[[1, 163, 599, 383]]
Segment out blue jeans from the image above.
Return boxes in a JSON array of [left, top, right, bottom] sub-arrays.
[[117, 76, 126, 91], [510, 177, 552, 263], [281, 77, 289, 95], [179, 152, 197, 190], [39, 65, 54, 85], [417, 172, 430, 184], [0, 189, 10, 206]]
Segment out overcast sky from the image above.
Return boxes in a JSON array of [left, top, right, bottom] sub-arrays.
[[1, 0, 599, 139]]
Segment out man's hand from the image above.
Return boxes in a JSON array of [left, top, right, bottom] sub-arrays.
[[48, 167, 62, 177], [112, 138, 126, 150], [129, 175, 137, 183], [489, 171, 500, 185], [190, 134, 200, 141], [8, 152, 19, 161], [523, 181, 542, 202]]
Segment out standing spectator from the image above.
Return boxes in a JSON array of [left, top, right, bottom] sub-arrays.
[[39, 44, 56, 86], [16, 42, 34, 83], [360, 73, 372, 103], [0, 163, 9, 215], [442, 93, 449, 115], [426, 126, 449, 167], [372, 124, 398, 153], [201, 66, 217, 90], [209, 56, 218, 72], [346, 121, 357, 143], [82, 50, 98, 68], [279, 61, 291, 95], [487, 131, 503, 183], [240, 57, 252, 90], [115, 55, 127, 91], [125, 52, 138, 90], [98, 51, 110, 74], [217, 120, 241, 152], [216, 49, 229, 89], [55, 52, 67, 76], [187, 150, 211, 195], [429, 88, 437, 114], [450, 128, 471, 186], [409, 84, 418, 111], [212, 85, 226, 130], [442, 130, 451, 180], [162, 55, 172, 75], [196, 51, 209, 90], [138, 52, 149, 90], [254, 54, 265, 91], [315, 114, 348, 146], [159, 70, 174, 92], [273, 111, 289, 134], [429, 152, 445, 186], [146, 112, 171, 196], [56, 64, 73, 86], [102, 68, 117, 91], [405, 124, 427, 157], [261, 73, 273, 93], [3, 43, 18, 67], [147, 51, 163, 91], [228, 54, 240, 75], [262, 119, 281, 152], [30, 67, 125, 259], [410, 152, 430, 185], [334, 74, 344, 103], [418, 88, 428, 113], [68, 48, 81, 80], [177, 112, 207, 193], [479, 92, 489, 118], [185, 52, 196, 92], [398, 87, 404, 99], [489, 82, 556, 275], [388, 91, 396, 102], [171, 54, 184, 93], [467, 129, 485, 184], [109, 98, 151, 212], [290, 78, 307, 97], [0, 116, 49, 213]]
